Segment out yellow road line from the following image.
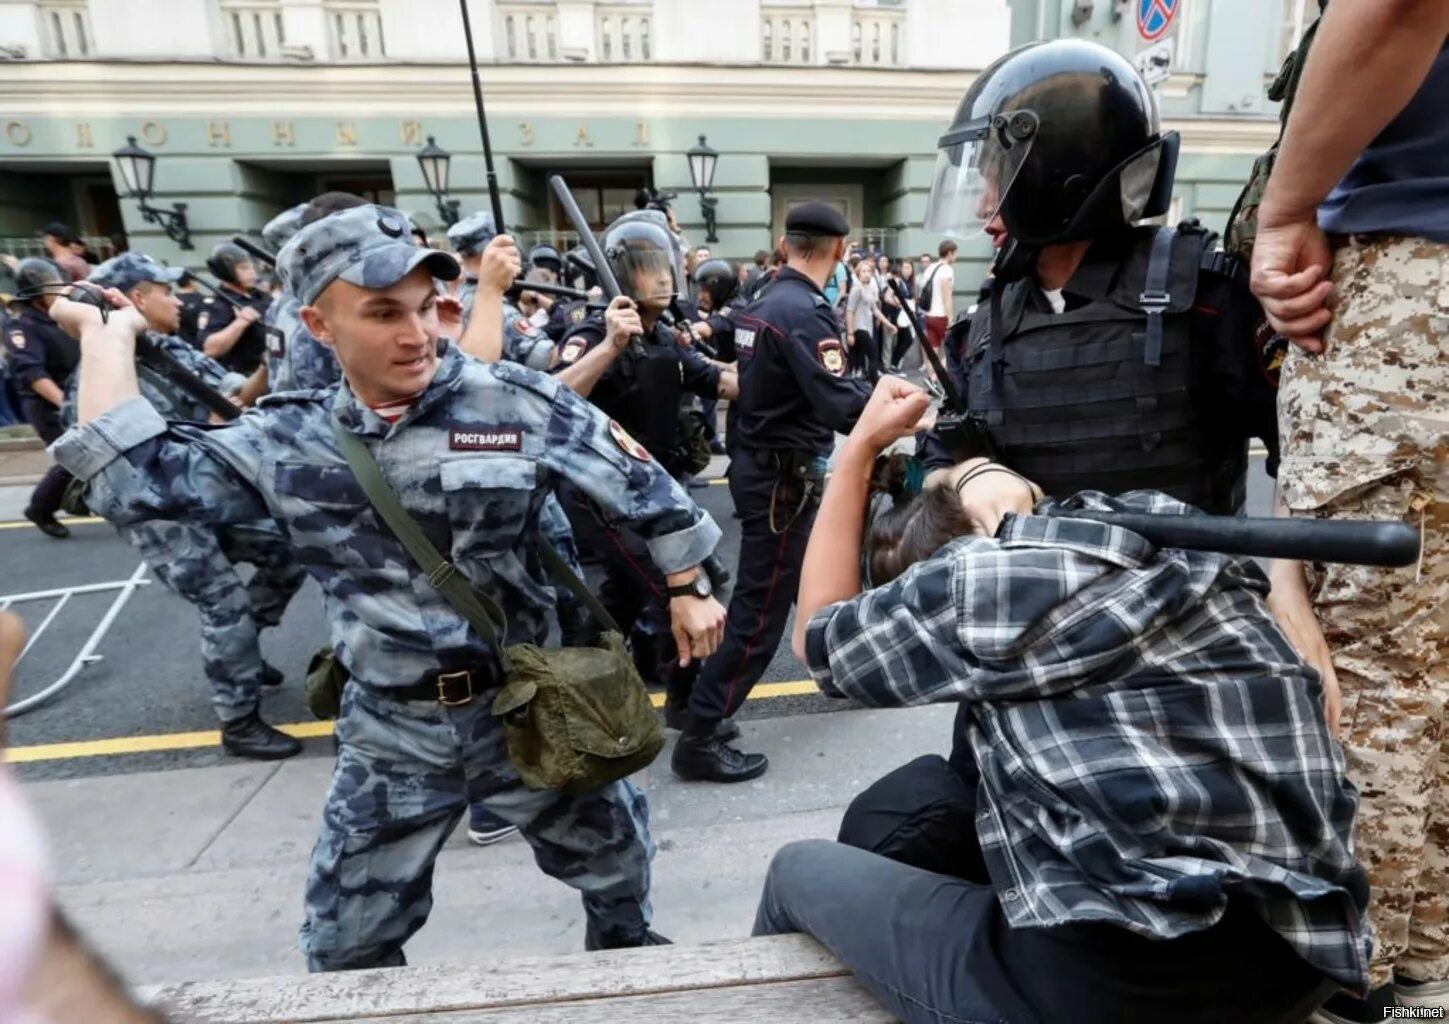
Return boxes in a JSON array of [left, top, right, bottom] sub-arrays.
[[4, 679, 823, 765], [0, 516, 105, 531]]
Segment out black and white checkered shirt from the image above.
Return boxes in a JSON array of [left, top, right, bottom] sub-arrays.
[[806, 490, 1372, 993]]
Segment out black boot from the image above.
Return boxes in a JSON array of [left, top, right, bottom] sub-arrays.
[[585, 919, 672, 951], [260, 662, 285, 688], [221, 712, 302, 760], [24, 506, 69, 539], [663, 702, 740, 742], [671, 715, 767, 783]]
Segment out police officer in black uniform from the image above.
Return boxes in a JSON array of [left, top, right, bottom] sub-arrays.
[[552, 212, 739, 714], [672, 203, 871, 783], [3, 259, 80, 537], [681, 258, 742, 455], [916, 38, 1278, 511], [542, 246, 599, 342], [838, 37, 1283, 872], [195, 242, 271, 374]]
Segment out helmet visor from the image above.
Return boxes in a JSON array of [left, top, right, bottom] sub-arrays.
[[923, 115, 1035, 239]]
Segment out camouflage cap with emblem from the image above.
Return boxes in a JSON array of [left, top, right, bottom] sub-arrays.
[[277, 204, 461, 306], [445, 211, 498, 258], [88, 252, 187, 294]]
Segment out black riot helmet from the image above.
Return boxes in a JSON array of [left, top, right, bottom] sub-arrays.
[[206, 241, 255, 287], [693, 258, 738, 311], [564, 245, 597, 290], [527, 243, 563, 277], [12, 257, 67, 301], [925, 39, 1178, 249], [600, 212, 683, 306]]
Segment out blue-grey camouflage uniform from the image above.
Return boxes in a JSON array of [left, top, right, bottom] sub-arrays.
[[264, 291, 341, 393], [262, 203, 308, 253], [499, 297, 556, 370], [54, 206, 721, 970], [446, 211, 496, 325], [81, 253, 306, 724]]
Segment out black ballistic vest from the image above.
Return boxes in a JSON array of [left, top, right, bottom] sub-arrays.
[[967, 226, 1244, 514]]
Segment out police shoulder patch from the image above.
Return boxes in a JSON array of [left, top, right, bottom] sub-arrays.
[[8, 330, 24, 350], [570, 306, 586, 324], [609, 419, 651, 462], [816, 338, 846, 377], [560, 337, 587, 365]]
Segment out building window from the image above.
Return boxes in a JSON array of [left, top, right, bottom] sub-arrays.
[[596, 7, 651, 63], [326, 2, 386, 60], [39, 0, 91, 58], [601, 17, 612, 60], [526, 15, 537, 59], [762, 20, 772, 61], [781, 20, 791, 62], [800, 21, 810, 62], [506, 15, 517, 58], [621, 17, 632, 59], [547, 17, 558, 59], [851, 21, 862, 63], [222, 0, 286, 59], [889, 22, 898, 64], [851, 11, 904, 65], [640, 18, 649, 59]]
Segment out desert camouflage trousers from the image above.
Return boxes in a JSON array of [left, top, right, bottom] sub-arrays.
[[1278, 234, 1449, 988]]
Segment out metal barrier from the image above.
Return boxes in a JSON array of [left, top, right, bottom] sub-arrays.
[[1, 562, 150, 717]]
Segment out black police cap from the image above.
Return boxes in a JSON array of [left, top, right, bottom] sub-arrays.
[[784, 202, 849, 239]]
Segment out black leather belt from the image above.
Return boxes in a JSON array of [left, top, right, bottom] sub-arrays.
[[370, 665, 494, 706]]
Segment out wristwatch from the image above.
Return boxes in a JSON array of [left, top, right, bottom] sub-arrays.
[[665, 571, 713, 600]]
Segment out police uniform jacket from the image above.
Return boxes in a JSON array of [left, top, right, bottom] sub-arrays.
[[4, 304, 79, 411], [53, 342, 719, 689], [195, 286, 272, 374], [554, 312, 721, 476], [730, 267, 870, 459]]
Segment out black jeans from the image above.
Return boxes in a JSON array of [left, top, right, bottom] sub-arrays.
[[852, 328, 880, 380], [21, 397, 72, 520], [788, 755, 1339, 1024]]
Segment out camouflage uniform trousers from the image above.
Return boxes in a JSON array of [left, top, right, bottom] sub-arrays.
[[540, 492, 591, 645], [1277, 234, 1449, 988], [298, 680, 654, 971], [122, 519, 305, 724]]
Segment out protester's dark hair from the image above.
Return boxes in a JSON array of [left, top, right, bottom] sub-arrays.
[[300, 191, 367, 227], [899, 259, 916, 282], [938, 240, 959, 259], [754, 249, 769, 268], [866, 486, 974, 586]]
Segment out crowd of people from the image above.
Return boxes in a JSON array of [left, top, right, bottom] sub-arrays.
[[0, 6, 1446, 1022]]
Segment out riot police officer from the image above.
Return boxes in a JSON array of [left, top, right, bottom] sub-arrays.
[[196, 242, 272, 374], [683, 258, 742, 455], [839, 37, 1283, 879], [673, 203, 871, 783], [543, 246, 599, 342], [3, 258, 79, 537], [916, 38, 1278, 512], [553, 211, 738, 717]]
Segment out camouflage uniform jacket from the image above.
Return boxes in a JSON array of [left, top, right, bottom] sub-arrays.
[[53, 342, 720, 687], [265, 292, 341, 393]]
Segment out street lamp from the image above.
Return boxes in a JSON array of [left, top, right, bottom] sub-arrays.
[[686, 134, 720, 244], [416, 135, 460, 227], [112, 135, 193, 250]]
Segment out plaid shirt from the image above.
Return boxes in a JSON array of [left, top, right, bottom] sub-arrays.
[[806, 490, 1372, 993]]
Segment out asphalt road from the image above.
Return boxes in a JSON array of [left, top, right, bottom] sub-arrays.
[[1, 457, 1275, 781]]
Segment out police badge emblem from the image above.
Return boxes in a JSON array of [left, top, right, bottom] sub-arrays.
[[608, 420, 651, 461], [817, 339, 846, 377]]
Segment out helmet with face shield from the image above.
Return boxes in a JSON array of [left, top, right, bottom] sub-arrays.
[[924, 39, 1178, 249], [600, 210, 684, 307]]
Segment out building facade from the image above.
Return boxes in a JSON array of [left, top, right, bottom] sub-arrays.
[[0, 0, 1302, 287]]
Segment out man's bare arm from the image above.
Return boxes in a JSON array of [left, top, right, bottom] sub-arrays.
[[199, 312, 253, 359], [49, 297, 147, 425], [1263, 0, 1449, 219]]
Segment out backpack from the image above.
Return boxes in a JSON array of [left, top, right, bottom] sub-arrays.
[[1225, 1, 1328, 262], [918, 265, 942, 313]]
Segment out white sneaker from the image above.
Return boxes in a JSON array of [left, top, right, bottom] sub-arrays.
[[466, 823, 519, 847], [1397, 977, 1449, 1011]]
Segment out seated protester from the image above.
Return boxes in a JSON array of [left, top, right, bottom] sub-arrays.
[[753, 376, 1370, 1024]]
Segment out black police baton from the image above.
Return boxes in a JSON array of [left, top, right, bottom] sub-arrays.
[[508, 280, 590, 302], [229, 235, 277, 267], [549, 172, 732, 590], [1052, 510, 1419, 568], [886, 277, 996, 462], [65, 285, 241, 422], [459, 0, 506, 234]]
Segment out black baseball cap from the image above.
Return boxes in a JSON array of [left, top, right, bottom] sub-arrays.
[[39, 221, 77, 243]]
